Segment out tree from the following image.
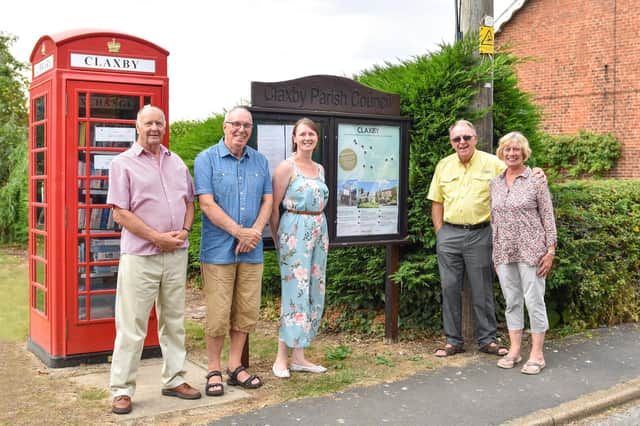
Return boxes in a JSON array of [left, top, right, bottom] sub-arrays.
[[0, 32, 29, 242]]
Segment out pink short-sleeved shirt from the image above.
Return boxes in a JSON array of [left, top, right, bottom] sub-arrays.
[[107, 142, 195, 255]]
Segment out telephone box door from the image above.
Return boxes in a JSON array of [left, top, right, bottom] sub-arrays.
[[66, 81, 164, 354]]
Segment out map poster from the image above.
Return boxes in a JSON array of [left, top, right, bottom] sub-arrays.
[[336, 123, 400, 237]]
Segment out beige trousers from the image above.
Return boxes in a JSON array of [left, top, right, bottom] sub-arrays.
[[109, 249, 188, 398]]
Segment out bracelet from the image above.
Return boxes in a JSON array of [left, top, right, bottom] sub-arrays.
[[547, 248, 556, 255], [182, 227, 191, 233]]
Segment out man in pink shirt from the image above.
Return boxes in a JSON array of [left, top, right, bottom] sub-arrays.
[[107, 105, 200, 415]]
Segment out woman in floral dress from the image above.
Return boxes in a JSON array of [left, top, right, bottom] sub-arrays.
[[270, 118, 329, 378]]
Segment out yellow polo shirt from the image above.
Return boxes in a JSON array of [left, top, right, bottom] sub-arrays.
[[427, 150, 506, 225]]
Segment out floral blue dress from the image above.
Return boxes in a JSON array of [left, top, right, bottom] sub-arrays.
[[277, 159, 329, 348]]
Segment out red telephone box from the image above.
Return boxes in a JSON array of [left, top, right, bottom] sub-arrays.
[[27, 29, 169, 367]]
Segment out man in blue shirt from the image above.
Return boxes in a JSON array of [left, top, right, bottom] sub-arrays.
[[194, 107, 272, 395]]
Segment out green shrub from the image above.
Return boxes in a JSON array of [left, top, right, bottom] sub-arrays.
[[0, 134, 28, 243], [170, 115, 225, 272], [0, 33, 29, 243], [548, 180, 640, 328], [537, 130, 621, 179]]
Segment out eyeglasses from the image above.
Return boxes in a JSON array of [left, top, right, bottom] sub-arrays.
[[225, 121, 253, 130], [451, 135, 474, 143]]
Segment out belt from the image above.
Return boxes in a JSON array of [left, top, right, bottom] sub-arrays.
[[286, 209, 323, 216], [445, 221, 490, 230]]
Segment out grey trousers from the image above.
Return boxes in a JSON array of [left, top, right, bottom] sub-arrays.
[[436, 224, 497, 347]]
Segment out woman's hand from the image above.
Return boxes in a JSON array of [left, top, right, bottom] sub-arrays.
[[537, 252, 554, 277]]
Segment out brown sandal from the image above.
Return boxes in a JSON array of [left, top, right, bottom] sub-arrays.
[[434, 344, 465, 357], [479, 342, 508, 356]]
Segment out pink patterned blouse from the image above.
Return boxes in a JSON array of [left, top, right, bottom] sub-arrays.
[[490, 167, 557, 266]]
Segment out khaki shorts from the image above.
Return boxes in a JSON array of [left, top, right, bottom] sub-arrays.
[[201, 262, 263, 337]]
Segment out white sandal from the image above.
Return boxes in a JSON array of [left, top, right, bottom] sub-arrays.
[[497, 355, 522, 369]]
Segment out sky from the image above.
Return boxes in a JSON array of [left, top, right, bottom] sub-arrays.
[[3, 0, 510, 122]]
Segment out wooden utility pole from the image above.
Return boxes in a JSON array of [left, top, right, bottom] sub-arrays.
[[458, 0, 494, 343], [460, 0, 494, 152]]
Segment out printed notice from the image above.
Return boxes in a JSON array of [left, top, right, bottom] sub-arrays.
[[336, 124, 400, 237], [256, 124, 294, 178], [256, 123, 294, 239], [94, 154, 117, 170], [95, 127, 136, 142]]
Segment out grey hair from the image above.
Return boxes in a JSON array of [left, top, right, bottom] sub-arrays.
[[136, 105, 166, 126], [224, 106, 252, 122], [449, 119, 476, 136]]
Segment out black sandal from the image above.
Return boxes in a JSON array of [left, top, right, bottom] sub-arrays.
[[205, 370, 224, 396], [227, 366, 263, 389]]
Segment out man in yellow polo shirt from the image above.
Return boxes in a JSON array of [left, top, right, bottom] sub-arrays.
[[428, 119, 508, 357]]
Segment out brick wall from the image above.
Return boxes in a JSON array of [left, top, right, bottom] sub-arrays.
[[496, 0, 640, 178]]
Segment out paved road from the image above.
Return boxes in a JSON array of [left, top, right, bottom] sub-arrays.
[[210, 324, 640, 426]]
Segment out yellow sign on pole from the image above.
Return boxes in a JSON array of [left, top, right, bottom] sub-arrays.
[[479, 26, 494, 54]]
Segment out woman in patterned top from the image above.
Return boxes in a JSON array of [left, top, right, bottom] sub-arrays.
[[490, 132, 557, 375], [269, 118, 329, 379]]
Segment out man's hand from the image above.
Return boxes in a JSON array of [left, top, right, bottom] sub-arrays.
[[532, 167, 547, 182], [234, 227, 262, 255], [154, 231, 186, 252]]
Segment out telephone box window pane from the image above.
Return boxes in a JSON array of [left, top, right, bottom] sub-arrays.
[[78, 238, 87, 263], [90, 293, 116, 319], [91, 123, 136, 148], [88, 181, 108, 204], [143, 96, 151, 106], [90, 264, 118, 275], [35, 207, 45, 231], [89, 208, 119, 232], [35, 124, 45, 148], [35, 97, 45, 121], [35, 260, 46, 286], [78, 122, 87, 147], [78, 295, 86, 320], [90, 274, 118, 291], [89, 94, 139, 119], [78, 179, 88, 205], [77, 266, 86, 291], [35, 151, 45, 175], [35, 287, 46, 314], [35, 234, 46, 258], [35, 180, 45, 203], [78, 93, 87, 118], [78, 208, 87, 232], [89, 152, 116, 177], [78, 152, 87, 177], [91, 237, 120, 262], [89, 265, 118, 290]]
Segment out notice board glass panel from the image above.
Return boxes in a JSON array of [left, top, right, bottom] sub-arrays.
[[335, 123, 400, 238]]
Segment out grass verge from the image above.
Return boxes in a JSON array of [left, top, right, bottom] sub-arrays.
[[0, 246, 28, 342]]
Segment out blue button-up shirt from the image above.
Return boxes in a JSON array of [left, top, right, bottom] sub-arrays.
[[194, 139, 272, 264]]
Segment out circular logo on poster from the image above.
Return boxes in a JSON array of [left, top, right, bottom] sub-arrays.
[[339, 148, 357, 171]]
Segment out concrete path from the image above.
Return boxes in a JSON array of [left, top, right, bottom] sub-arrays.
[[70, 358, 249, 420], [209, 323, 640, 425]]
